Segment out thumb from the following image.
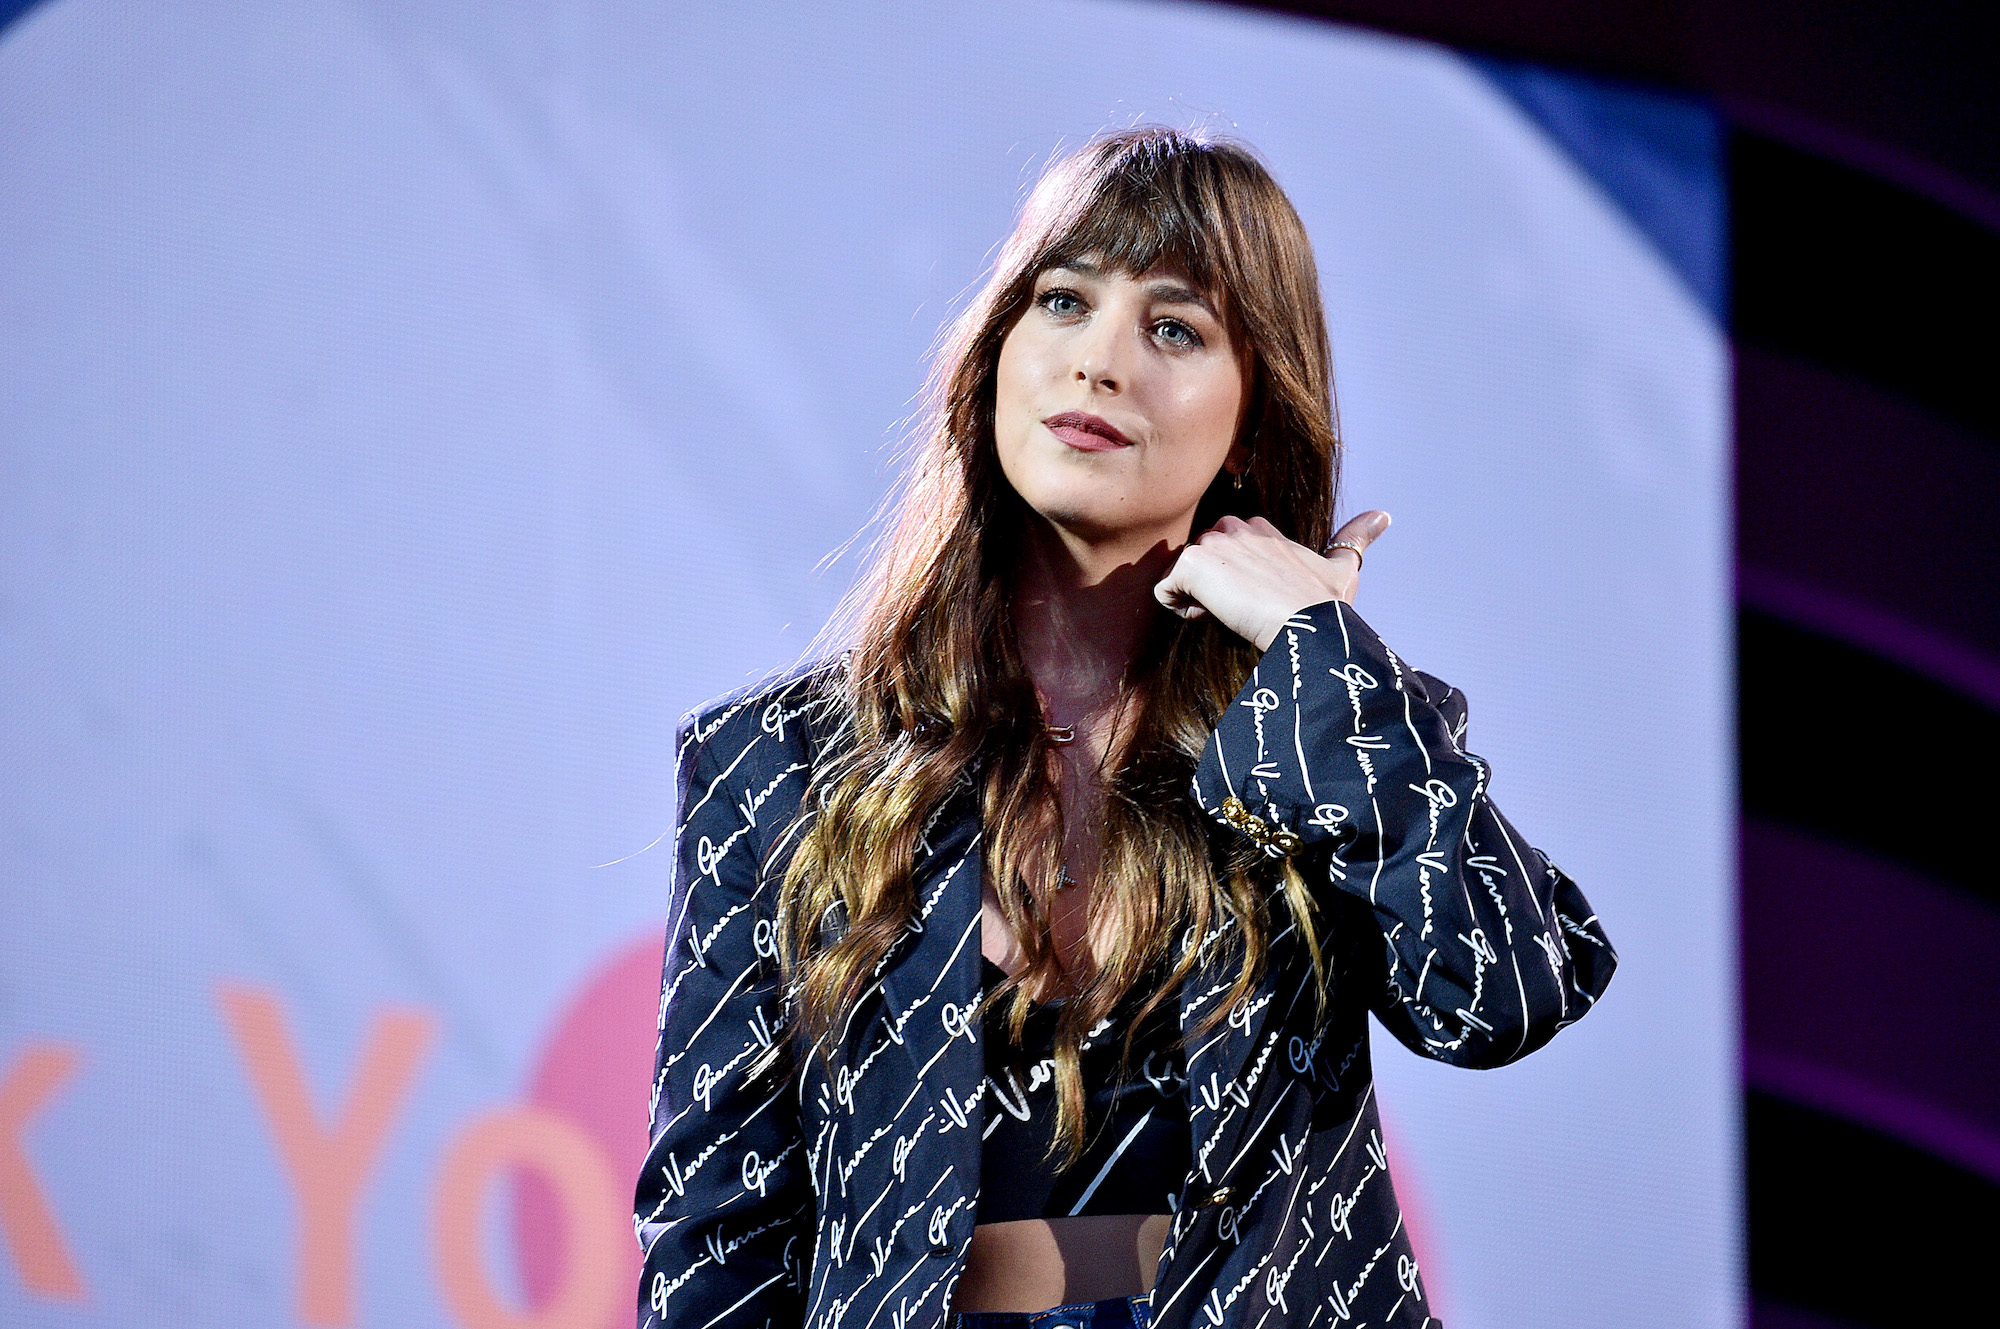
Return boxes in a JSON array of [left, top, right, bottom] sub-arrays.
[[1328, 509, 1391, 559]]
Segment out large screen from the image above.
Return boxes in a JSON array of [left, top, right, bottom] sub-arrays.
[[0, 2, 1732, 1326]]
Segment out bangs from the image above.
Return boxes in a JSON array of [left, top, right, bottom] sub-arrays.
[[1030, 138, 1229, 299]]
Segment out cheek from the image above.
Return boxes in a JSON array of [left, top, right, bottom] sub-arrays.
[[993, 323, 1040, 421], [1162, 363, 1247, 462], [993, 322, 1062, 476], [989, 332, 1038, 493]]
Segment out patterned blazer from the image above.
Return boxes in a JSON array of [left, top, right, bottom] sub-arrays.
[[635, 597, 1617, 1329]]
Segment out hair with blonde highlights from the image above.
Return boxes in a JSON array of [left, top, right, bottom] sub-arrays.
[[775, 126, 1341, 1159]]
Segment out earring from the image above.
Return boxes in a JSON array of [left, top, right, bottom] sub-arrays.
[[1231, 469, 1244, 491]]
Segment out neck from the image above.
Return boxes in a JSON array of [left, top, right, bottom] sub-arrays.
[[1009, 514, 1181, 723]]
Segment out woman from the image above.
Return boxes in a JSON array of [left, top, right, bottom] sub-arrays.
[[636, 127, 1615, 1329]]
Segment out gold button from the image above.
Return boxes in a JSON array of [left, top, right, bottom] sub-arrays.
[[1205, 1187, 1233, 1208], [1274, 829, 1302, 855]]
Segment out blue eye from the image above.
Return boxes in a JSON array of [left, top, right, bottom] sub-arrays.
[[1155, 319, 1201, 348], [1038, 289, 1082, 316]]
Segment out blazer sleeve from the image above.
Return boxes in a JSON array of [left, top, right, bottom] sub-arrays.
[[1191, 597, 1617, 1068], [635, 715, 811, 1329]]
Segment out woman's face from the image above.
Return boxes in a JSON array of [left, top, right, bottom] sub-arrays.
[[993, 257, 1252, 552]]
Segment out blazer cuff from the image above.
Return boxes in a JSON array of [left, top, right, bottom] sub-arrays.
[[1192, 597, 1403, 857]]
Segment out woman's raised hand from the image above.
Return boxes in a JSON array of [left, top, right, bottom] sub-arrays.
[[1153, 510, 1392, 651]]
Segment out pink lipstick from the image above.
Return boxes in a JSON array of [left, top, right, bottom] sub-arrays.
[[1042, 410, 1135, 451]]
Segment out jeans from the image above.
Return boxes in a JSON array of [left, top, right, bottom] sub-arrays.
[[952, 1295, 1152, 1329]]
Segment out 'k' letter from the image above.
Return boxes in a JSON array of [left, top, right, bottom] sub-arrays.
[[219, 986, 434, 1327], [0, 1045, 87, 1300]]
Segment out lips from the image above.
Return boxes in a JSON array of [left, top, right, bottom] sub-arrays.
[[1042, 410, 1135, 451]]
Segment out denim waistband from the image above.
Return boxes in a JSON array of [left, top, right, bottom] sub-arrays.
[[951, 1293, 1152, 1329]]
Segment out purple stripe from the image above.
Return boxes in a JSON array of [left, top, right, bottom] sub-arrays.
[[1750, 1299, 1870, 1329], [1738, 565, 2000, 714], [1722, 95, 2000, 234], [1741, 820, 2000, 1139], [1746, 1049, 2000, 1188]]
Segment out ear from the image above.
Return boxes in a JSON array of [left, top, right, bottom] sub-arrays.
[[1223, 440, 1253, 476]]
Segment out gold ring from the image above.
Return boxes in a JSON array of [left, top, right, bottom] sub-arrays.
[[1327, 539, 1366, 570]]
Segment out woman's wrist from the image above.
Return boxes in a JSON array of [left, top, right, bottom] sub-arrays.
[[1250, 592, 1345, 651]]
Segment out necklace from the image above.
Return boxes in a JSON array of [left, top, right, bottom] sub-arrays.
[[1039, 673, 1131, 747], [1041, 677, 1133, 892]]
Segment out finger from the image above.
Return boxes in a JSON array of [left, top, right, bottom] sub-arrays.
[[1327, 509, 1391, 560], [1152, 577, 1209, 619], [1155, 555, 1212, 620]]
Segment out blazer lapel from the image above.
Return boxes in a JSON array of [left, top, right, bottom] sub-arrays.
[[1156, 902, 1276, 1307], [874, 778, 984, 1088]]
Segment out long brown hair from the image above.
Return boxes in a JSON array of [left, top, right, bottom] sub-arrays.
[[776, 126, 1341, 1158]]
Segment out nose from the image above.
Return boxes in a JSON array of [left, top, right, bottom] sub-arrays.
[[1071, 315, 1128, 394], [1074, 358, 1120, 393]]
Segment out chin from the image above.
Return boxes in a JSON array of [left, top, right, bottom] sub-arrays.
[[1029, 494, 1175, 547], [1011, 471, 1114, 527], [1003, 453, 1186, 546]]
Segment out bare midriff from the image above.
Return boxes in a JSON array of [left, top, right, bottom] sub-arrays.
[[949, 1214, 1171, 1313]]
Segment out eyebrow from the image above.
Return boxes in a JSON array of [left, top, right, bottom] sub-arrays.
[[1046, 259, 1220, 318]]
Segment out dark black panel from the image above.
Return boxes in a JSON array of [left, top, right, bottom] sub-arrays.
[[1210, 0, 1700, 86], [1733, 131, 2000, 438], [1752, 1297, 1871, 1329], [1741, 818, 2000, 1142], [1214, 2, 2000, 211], [1748, 1092, 1998, 1327], [1735, 344, 2000, 662], [1738, 609, 2000, 909], [1703, 2, 2000, 211]]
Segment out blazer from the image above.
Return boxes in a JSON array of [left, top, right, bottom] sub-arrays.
[[635, 597, 1617, 1329]]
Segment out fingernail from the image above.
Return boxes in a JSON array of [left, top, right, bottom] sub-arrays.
[[1370, 511, 1392, 535]]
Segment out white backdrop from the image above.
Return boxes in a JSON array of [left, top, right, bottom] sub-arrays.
[[0, 2, 1733, 1326]]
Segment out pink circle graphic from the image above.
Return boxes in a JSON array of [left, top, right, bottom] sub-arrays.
[[514, 929, 663, 1325]]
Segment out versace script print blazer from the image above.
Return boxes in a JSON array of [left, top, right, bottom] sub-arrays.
[[636, 597, 1617, 1329]]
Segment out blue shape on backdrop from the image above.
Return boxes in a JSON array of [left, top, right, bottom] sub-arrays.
[[0, 0, 40, 37], [1473, 55, 1728, 323]]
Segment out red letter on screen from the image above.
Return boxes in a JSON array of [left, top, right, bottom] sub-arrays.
[[0, 1045, 87, 1301], [219, 986, 435, 1327]]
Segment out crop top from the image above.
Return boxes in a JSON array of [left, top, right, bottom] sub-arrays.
[[974, 957, 1192, 1223]]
